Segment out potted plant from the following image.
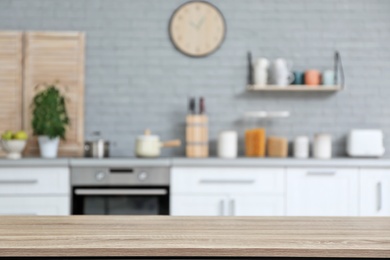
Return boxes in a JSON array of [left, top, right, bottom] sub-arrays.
[[32, 85, 69, 158]]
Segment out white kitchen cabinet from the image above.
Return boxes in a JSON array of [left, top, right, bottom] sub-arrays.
[[171, 167, 284, 194], [0, 167, 69, 195], [229, 194, 284, 216], [360, 168, 390, 216], [171, 194, 284, 216], [171, 194, 227, 216], [170, 167, 285, 216], [0, 196, 70, 215], [0, 167, 70, 216], [286, 168, 359, 216]]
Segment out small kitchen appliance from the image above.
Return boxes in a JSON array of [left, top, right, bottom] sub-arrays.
[[347, 129, 385, 157]]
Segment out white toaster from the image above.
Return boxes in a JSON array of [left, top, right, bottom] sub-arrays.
[[346, 129, 385, 157]]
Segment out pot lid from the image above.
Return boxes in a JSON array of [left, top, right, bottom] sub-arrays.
[[137, 129, 159, 141]]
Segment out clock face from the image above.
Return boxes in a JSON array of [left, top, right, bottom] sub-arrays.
[[169, 1, 226, 57]]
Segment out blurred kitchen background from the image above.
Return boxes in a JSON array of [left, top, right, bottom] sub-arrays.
[[1, 0, 389, 157]]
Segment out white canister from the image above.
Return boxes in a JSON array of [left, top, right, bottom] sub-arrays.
[[293, 136, 309, 158], [217, 131, 238, 159], [313, 134, 332, 159], [253, 58, 269, 86]]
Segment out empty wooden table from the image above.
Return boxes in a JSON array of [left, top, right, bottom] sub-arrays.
[[0, 216, 389, 258]]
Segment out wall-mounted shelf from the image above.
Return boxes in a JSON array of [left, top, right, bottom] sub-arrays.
[[247, 85, 343, 92], [246, 51, 345, 93]]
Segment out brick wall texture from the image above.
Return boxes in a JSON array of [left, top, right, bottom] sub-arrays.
[[0, 0, 389, 157]]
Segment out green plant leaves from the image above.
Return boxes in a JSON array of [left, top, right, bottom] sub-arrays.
[[31, 85, 70, 140]]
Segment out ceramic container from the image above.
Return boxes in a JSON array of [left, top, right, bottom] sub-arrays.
[[313, 134, 332, 159], [217, 131, 238, 158], [293, 136, 309, 158]]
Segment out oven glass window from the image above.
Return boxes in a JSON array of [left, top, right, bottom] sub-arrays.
[[83, 196, 159, 215]]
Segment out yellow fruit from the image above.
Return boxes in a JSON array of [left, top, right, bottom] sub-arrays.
[[1, 130, 13, 140], [13, 131, 28, 140]]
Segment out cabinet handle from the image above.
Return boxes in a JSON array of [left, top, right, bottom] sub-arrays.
[[306, 171, 336, 176], [200, 179, 255, 184], [0, 179, 38, 184], [377, 182, 382, 212], [219, 200, 225, 216], [229, 199, 235, 216]]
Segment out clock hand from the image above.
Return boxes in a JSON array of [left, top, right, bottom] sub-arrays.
[[189, 21, 198, 28], [196, 16, 205, 29]]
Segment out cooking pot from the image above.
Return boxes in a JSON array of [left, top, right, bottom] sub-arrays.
[[135, 129, 181, 158]]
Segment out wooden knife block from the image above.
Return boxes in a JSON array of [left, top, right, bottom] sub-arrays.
[[186, 115, 208, 158]]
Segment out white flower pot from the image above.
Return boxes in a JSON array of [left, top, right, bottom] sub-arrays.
[[38, 136, 59, 158]]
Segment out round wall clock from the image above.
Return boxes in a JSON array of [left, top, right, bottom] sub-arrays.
[[169, 1, 226, 57]]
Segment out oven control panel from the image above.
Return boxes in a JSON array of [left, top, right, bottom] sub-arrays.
[[71, 167, 170, 186]]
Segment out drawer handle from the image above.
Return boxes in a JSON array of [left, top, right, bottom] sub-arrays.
[[0, 179, 38, 184], [199, 179, 255, 184], [219, 200, 225, 216], [306, 171, 336, 176]]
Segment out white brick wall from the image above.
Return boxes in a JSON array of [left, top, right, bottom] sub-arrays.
[[1, 0, 389, 157]]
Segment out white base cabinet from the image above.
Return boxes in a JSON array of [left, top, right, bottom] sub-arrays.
[[171, 195, 227, 216], [0, 167, 70, 216], [286, 168, 359, 216], [171, 194, 284, 216], [360, 168, 390, 216], [170, 167, 285, 216], [0, 196, 69, 215]]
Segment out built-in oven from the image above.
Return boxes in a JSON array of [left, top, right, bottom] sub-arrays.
[[71, 166, 170, 215]]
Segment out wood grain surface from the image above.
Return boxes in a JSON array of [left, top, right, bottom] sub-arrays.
[[23, 31, 85, 157], [0, 216, 389, 258], [0, 31, 23, 157]]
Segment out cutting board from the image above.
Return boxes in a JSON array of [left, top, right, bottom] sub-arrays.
[[23, 32, 85, 157], [0, 32, 23, 157]]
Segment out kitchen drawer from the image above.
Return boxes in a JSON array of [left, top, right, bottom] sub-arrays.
[[0, 196, 70, 215], [0, 167, 69, 195], [171, 167, 284, 194]]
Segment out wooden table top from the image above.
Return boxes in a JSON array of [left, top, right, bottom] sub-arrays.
[[0, 216, 389, 258]]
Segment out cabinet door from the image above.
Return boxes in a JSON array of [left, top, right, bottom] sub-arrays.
[[0, 31, 23, 157], [170, 194, 227, 216], [229, 195, 284, 216], [360, 169, 390, 216], [23, 31, 85, 157], [286, 168, 359, 216], [0, 167, 69, 195], [0, 196, 70, 215], [171, 167, 284, 194]]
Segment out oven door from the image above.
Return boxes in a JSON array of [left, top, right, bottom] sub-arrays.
[[72, 186, 169, 215]]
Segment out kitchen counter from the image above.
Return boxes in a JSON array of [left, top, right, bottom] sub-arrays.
[[0, 158, 69, 167], [1, 157, 390, 168], [0, 216, 389, 258], [172, 157, 390, 167]]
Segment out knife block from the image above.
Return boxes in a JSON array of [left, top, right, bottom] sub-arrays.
[[186, 115, 208, 158]]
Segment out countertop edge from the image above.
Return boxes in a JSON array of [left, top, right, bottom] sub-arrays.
[[0, 157, 390, 168]]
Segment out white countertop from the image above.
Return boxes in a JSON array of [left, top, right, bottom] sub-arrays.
[[0, 157, 389, 168]]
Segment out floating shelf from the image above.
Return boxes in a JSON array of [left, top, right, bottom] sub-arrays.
[[246, 85, 343, 92]]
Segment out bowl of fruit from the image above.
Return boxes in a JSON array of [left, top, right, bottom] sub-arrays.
[[0, 130, 28, 159]]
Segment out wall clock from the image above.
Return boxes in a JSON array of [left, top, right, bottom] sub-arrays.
[[169, 1, 226, 57]]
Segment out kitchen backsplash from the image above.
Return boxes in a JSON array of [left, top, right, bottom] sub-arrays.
[[1, 0, 389, 157]]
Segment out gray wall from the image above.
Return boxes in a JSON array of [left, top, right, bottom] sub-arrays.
[[1, 0, 389, 157]]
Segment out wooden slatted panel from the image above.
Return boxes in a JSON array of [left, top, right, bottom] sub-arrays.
[[0, 31, 23, 157], [23, 32, 85, 157]]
